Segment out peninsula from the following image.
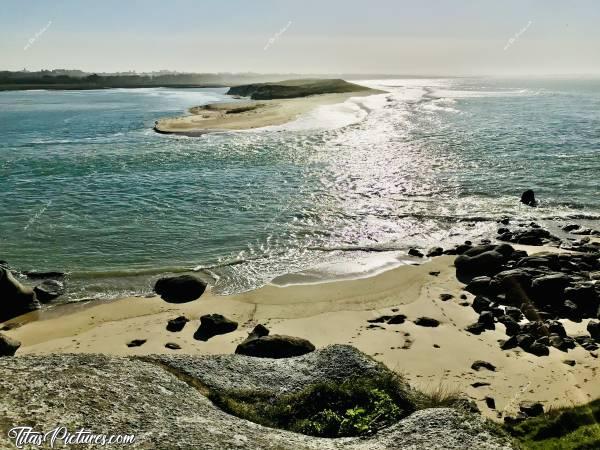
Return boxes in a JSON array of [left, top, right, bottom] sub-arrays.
[[153, 79, 382, 135]]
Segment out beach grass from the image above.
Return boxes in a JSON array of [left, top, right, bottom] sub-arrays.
[[507, 399, 600, 449], [208, 373, 417, 437]]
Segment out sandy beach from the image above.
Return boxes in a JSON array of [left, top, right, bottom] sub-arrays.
[[4, 245, 598, 421], [153, 90, 380, 135]]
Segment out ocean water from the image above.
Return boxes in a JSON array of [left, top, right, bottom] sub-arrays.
[[1, 79, 599, 301]]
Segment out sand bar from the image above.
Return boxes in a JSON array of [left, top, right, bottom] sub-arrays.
[[154, 90, 380, 135]]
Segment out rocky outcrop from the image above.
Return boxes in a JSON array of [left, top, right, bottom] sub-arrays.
[[33, 279, 65, 303], [0, 267, 40, 322], [0, 347, 514, 449], [0, 333, 20, 356], [154, 274, 207, 303]]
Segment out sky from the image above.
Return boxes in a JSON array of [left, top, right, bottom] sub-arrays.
[[1, 0, 600, 75]]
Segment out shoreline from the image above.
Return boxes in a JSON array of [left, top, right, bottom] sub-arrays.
[[153, 89, 383, 135], [4, 240, 599, 421]]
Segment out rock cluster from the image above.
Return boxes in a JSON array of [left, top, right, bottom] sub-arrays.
[[458, 241, 600, 357]]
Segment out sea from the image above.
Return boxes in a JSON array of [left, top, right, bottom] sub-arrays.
[[1, 78, 599, 302]]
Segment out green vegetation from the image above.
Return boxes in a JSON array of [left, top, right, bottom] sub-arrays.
[[208, 373, 486, 438], [226, 78, 373, 100], [507, 399, 600, 449], [209, 374, 416, 437]]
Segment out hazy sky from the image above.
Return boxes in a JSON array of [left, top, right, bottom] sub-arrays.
[[1, 0, 599, 75]]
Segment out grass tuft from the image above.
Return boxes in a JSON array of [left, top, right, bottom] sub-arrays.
[[208, 373, 417, 437], [507, 399, 600, 449]]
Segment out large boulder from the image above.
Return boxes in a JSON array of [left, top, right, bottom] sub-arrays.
[[0, 267, 40, 322], [530, 274, 572, 306], [455, 249, 506, 279], [520, 190, 537, 207], [193, 314, 238, 341], [0, 333, 21, 356], [236, 335, 315, 358], [34, 279, 65, 303], [154, 275, 207, 303]]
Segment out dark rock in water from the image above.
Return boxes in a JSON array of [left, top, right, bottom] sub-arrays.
[[587, 321, 600, 341], [563, 224, 580, 232], [429, 271, 441, 276], [33, 280, 65, 303], [154, 275, 207, 303], [235, 334, 315, 358], [23, 270, 65, 279], [387, 314, 407, 324], [471, 382, 491, 388], [439, 293, 454, 302], [427, 247, 444, 257], [194, 314, 238, 342], [478, 311, 495, 330], [455, 250, 506, 279], [465, 322, 486, 335], [165, 342, 181, 350], [471, 360, 496, 371], [520, 190, 537, 207], [127, 339, 147, 347], [485, 396, 496, 409], [498, 315, 520, 336], [0, 268, 41, 322], [563, 359, 576, 366], [519, 402, 544, 417], [472, 296, 493, 314], [0, 333, 21, 356], [166, 316, 190, 332], [497, 227, 510, 235], [499, 217, 511, 225], [408, 248, 424, 258], [414, 317, 439, 327]]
